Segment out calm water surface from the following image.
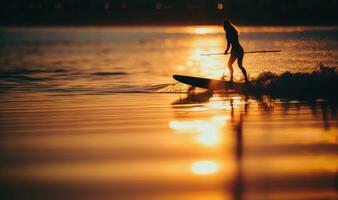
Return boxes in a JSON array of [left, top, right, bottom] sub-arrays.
[[0, 26, 337, 199]]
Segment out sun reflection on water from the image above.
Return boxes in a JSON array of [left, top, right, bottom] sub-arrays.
[[191, 160, 220, 175], [187, 26, 220, 35], [187, 95, 244, 111], [181, 35, 227, 78], [207, 96, 233, 110], [169, 115, 228, 146]]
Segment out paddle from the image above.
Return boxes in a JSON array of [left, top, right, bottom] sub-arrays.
[[200, 50, 281, 56]]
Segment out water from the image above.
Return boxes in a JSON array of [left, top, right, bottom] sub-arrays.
[[0, 26, 337, 94], [0, 26, 337, 199]]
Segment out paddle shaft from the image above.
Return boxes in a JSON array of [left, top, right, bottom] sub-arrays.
[[201, 50, 281, 56]]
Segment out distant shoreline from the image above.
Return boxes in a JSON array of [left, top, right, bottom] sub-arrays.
[[1, 21, 338, 28]]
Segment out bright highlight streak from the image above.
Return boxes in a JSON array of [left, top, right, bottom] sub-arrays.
[[169, 116, 228, 146], [192, 27, 219, 35], [196, 132, 218, 146], [191, 161, 220, 175]]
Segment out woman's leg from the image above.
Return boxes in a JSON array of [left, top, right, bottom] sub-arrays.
[[237, 54, 249, 82], [228, 54, 236, 82]]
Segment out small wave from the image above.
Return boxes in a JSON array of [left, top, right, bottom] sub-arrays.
[[92, 72, 128, 76], [244, 65, 338, 99], [0, 74, 51, 82], [0, 68, 67, 75], [156, 83, 191, 93], [0, 68, 67, 83], [96, 84, 174, 94]]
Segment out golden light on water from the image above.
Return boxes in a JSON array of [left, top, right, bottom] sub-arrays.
[[188, 95, 242, 111], [173, 25, 243, 79], [191, 27, 219, 35], [184, 37, 227, 78], [190, 107, 209, 111], [191, 161, 220, 175], [169, 115, 228, 146], [207, 96, 233, 110], [1, 26, 337, 200]]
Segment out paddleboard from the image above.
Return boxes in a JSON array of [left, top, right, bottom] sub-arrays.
[[173, 74, 246, 90]]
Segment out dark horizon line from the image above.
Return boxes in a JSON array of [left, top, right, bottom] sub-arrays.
[[1, 21, 337, 27]]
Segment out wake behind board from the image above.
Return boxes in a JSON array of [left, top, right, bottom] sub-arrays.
[[173, 74, 245, 90]]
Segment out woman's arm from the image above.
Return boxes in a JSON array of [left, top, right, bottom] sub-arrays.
[[225, 34, 231, 54]]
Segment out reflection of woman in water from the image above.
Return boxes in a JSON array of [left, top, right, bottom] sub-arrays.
[[224, 19, 249, 83]]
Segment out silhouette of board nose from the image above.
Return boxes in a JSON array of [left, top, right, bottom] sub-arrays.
[[173, 74, 245, 90]]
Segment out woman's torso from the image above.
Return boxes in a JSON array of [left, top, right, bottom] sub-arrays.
[[226, 32, 243, 55]]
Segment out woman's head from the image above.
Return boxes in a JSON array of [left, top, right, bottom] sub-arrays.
[[223, 18, 231, 30]]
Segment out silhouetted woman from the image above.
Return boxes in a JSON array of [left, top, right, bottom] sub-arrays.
[[224, 19, 249, 83]]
